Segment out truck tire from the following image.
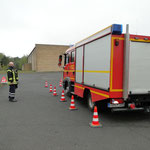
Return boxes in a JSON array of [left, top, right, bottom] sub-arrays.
[[64, 81, 71, 96], [87, 92, 95, 111]]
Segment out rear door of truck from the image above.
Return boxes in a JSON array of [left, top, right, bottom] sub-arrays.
[[129, 37, 150, 94]]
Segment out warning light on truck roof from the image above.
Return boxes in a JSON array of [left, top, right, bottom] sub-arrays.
[[112, 24, 122, 35]]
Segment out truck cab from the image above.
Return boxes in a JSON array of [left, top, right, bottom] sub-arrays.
[[59, 46, 75, 95]]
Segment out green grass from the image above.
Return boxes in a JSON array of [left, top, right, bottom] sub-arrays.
[[0, 71, 6, 74]]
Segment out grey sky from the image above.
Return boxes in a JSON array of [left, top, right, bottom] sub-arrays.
[[0, 0, 149, 57]]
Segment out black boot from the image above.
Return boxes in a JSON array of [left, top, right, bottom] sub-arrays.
[[12, 99, 17, 102], [9, 97, 17, 102], [9, 97, 13, 102]]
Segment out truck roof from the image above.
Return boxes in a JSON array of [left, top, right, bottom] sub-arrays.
[[65, 46, 75, 53], [75, 24, 122, 47], [75, 25, 112, 47], [65, 24, 150, 54]]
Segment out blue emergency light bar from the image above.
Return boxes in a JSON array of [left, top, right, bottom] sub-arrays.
[[112, 24, 123, 35]]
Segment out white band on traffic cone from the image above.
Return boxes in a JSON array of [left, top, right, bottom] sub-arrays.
[[93, 118, 99, 122], [94, 112, 98, 116]]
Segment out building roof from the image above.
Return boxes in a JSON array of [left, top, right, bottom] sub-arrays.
[[28, 44, 70, 58], [35, 44, 69, 47]]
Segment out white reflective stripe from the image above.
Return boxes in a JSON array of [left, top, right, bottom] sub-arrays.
[[9, 94, 15, 97], [10, 93, 15, 95], [71, 104, 75, 106], [9, 93, 15, 95], [94, 112, 98, 116], [93, 118, 99, 122], [71, 100, 74, 102], [9, 95, 15, 97]]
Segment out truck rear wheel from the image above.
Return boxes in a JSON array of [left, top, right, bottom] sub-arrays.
[[64, 81, 71, 96], [87, 92, 95, 111]]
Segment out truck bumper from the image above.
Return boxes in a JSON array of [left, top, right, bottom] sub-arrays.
[[111, 107, 145, 112]]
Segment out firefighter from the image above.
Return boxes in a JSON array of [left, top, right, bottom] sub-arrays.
[[7, 62, 18, 102]]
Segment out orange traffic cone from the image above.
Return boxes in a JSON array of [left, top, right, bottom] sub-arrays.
[[89, 106, 102, 128], [1, 76, 7, 84], [60, 90, 66, 102], [69, 95, 77, 110], [45, 81, 48, 87], [53, 87, 57, 96], [49, 84, 53, 92], [59, 81, 62, 87]]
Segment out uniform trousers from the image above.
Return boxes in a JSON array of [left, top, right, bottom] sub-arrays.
[[9, 84, 16, 99]]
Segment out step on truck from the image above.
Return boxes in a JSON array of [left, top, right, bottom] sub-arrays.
[[58, 24, 150, 112]]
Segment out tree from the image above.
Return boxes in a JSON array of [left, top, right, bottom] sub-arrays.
[[0, 53, 5, 69], [1, 55, 9, 66], [0, 53, 28, 70], [20, 55, 28, 69]]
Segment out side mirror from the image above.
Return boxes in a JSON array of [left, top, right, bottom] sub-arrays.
[[58, 55, 62, 67]]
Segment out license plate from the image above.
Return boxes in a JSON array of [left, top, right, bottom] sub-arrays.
[[108, 103, 125, 108]]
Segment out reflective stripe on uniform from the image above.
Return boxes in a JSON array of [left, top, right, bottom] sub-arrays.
[[9, 92, 15, 95], [12, 71, 17, 84], [9, 93, 15, 97]]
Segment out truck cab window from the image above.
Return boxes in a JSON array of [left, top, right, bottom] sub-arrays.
[[68, 53, 71, 63], [64, 54, 67, 65], [71, 51, 75, 62], [66, 54, 69, 64], [64, 52, 71, 65]]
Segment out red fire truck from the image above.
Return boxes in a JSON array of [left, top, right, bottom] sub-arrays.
[[59, 24, 150, 112]]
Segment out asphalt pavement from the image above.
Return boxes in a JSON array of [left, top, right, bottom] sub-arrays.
[[0, 72, 150, 150]]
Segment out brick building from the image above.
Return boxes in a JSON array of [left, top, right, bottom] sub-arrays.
[[28, 44, 69, 72]]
